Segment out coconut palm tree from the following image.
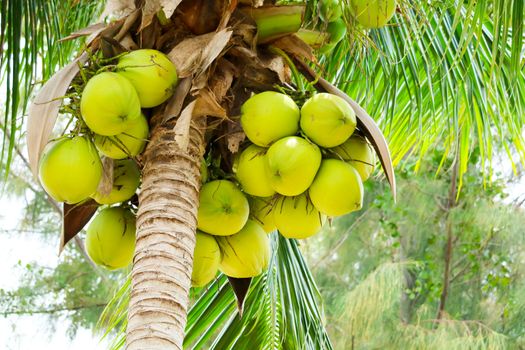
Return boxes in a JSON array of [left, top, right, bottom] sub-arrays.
[[1, 0, 523, 349]]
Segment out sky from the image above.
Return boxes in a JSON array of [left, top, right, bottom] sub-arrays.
[[0, 195, 108, 349]]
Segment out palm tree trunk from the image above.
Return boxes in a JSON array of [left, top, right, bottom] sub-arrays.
[[126, 113, 206, 349]]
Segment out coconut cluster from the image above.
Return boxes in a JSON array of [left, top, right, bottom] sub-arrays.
[[36, 50, 377, 287], [192, 179, 271, 285], [317, 0, 347, 53], [38, 49, 179, 270], [192, 91, 376, 286], [233, 91, 376, 240], [299, 0, 396, 54]]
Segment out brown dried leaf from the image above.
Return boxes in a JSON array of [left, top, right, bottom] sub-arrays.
[[57, 20, 108, 53], [101, 37, 119, 58], [230, 45, 256, 60], [272, 34, 316, 62], [240, 66, 281, 90], [27, 53, 89, 177], [60, 199, 99, 254], [232, 22, 257, 48], [97, 10, 140, 57], [209, 59, 235, 102], [141, 0, 183, 31], [100, 36, 132, 56], [59, 23, 107, 42], [191, 73, 209, 93], [119, 34, 139, 50], [159, 0, 181, 19], [90, 16, 129, 55], [198, 29, 232, 69], [141, 0, 162, 31], [259, 53, 289, 83], [173, 100, 196, 151], [217, 0, 238, 31], [101, 0, 136, 20], [168, 35, 213, 77], [239, 0, 264, 7], [162, 77, 192, 123], [97, 157, 114, 197], [114, 9, 141, 42], [168, 29, 233, 78], [139, 15, 161, 49], [177, 0, 224, 35], [227, 276, 252, 316], [194, 89, 226, 119], [226, 46, 286, 88], [227, 131, 245, 153], [296, 60, 397, 200]]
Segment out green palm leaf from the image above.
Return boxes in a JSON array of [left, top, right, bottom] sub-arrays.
[[0, 0, 101, 176], [99, 234, 333, 350], [186, 234, 332, 350], [2, 0, 523, 180], [312, 0, 524, 186]]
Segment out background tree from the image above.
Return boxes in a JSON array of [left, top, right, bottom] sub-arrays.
[[306, 150, 525, 349]]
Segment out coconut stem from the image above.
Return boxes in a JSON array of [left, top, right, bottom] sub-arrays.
[[295, 29, 330, 49], [268, 45, 304, 91], [242, 6, 305, 43]]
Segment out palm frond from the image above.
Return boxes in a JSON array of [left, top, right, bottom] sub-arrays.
[[195, 234, 332, 350], [97, 275, 131, 350], [397, 317, 509, 350], [313, 0, 525, 184], [100, 234, 333, 350], [0, 0, 101, 177], [184, 276, 237, 348]]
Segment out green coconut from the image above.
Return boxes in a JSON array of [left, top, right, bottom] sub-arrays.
[[91, 159, 140, 205], [300, 93, 356, 148], [94, 113, 149, 160], [85, 207, 136, 270], [309, 159, 364, 216], [240, 91, 300, 147], [39, 136, 102, 204], [265, 136, 322, 196], [273, 193, 325, 239], [330, 134, 376, 181], [349, 0, 397, 29], [234, 144, 275, 197], [117, 49, 178, 108], [216, 220, 271, 278], [197, 180, 250, 236], [192, 231, 221, 287], [80, 72, 141, 136], [250, 196, 276, 233]]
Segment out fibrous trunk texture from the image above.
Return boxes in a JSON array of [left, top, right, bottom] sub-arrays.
[[126, 114, 206, 349]]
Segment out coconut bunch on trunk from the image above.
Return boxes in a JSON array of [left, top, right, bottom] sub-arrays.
[[28, 0, 396, 348]]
